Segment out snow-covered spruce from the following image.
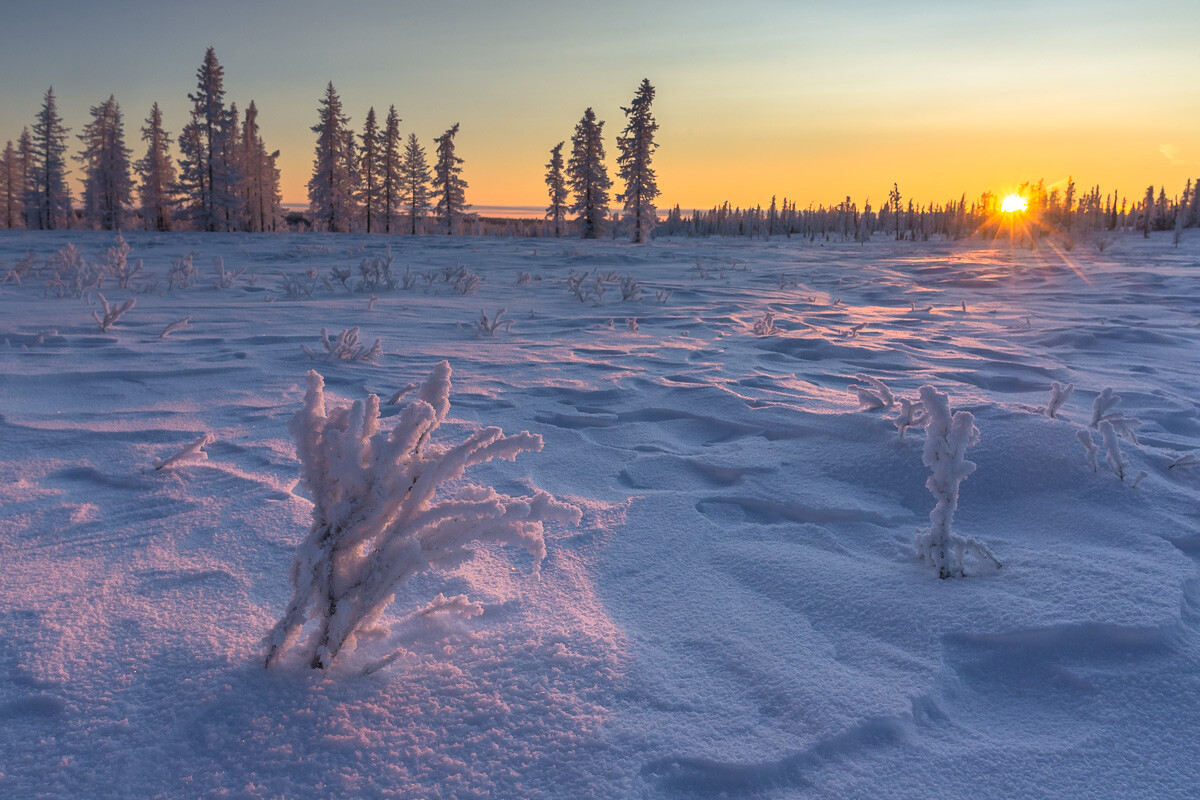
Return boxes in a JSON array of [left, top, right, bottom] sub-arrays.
[[263, 362, 580, 669], [848, 373, 894, 411], [1089, 387, 1140, 442], [302, 327, 382, 363], [1046, 380, 1074, 419], [912, 385, 1001, 578]]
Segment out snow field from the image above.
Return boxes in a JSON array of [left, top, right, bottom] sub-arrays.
[[1, 230, 1199, 798]]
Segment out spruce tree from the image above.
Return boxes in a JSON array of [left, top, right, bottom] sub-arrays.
[[135, 102, 176, 231], [28, 88, 72, 230], [433, 123, 469, 235], [240, 101, 281, 232], [380, 106, 403, 234], [567, 108, 611, 239], [615, 79, 660, 243], [358, 107, 381, 233], [77, 95, 133, 230], [544, 141, 567, 237], [177, 48, 240, 231], [400, 132, 432, 235], [17, 128, 34, 228], [307, 82, 357, 233]]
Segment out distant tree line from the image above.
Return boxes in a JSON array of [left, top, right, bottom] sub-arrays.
[[2, 50, 1196, 245], [655, 176, 1200, 244]]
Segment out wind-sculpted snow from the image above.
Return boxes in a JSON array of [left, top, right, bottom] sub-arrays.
[[1, 230, 1199, 797]]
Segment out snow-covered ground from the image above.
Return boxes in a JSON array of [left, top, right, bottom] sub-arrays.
[[2, 230, 1198, 798]]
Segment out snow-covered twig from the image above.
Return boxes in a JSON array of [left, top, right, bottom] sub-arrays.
[[894, 398, 925, 438], [1168, 453, 1198, 470], [212, 256, 245, 289], [848, 374, 894, 410], [1089, 387, 1140, 443], [1046, 381, 1074, 419], [159, 316, 191, 338], [153, 433, 214, 471], [1099, 420, 1126, 480], [1076, 429, 1099, 472], [93, 292, 136, 332]]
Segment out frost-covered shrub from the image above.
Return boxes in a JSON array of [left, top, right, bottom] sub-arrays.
[[619, 275, 642, 301], [212, 256, 245, 289], [848, 374, 894, 410], [159, 317, 191, 339], [103, 234, 141, 289], [1045, 381, 1074, 419], [167, 254, 198, 291], [303, 327, 382, 363], [263, 363, 580, 669], [751, 311, 779, 336], [471, 308, 514, 337], [357, 250, 396, 292], [45, 243, 105, 298], [913, 386, 1000, 578], [1089, 387, 1139, 443], [93, 293, 136, 332], [278, 268, 321, 300]]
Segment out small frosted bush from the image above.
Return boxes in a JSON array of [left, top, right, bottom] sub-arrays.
[[913, 386, 1000, 578], [1045, 381, 1074, 419], [848, 374, 893, 410], [263, 362, 580, 669], [1089, 387, 1139, 442], [302, 327, 382, 363]]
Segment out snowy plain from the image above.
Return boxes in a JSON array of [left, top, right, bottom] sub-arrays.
[[1, 229, 1198, 798]]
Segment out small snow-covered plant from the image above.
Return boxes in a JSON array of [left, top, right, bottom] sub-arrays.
[[894, 398, 925, 438], [1077, 429, 1099, 472], [357, 250, 396, 291], [1089, 387, 1139, 442], [1046, 381, 1074, 419], [655, 288, 673, 303], [1099, 420, 1126, 480], [93, 293, 136, 332], [619, 275, 642, 301], [159, 317, 191, 338], [278, 269, 320, 300], [103, 234, 140, 289], [752, 311, 779, 336], [473, 308, 514, 337], [168, 254, 198, 290], [303, 327, 383, 363], [1094, 236, 1114, 253], [848, 374, 894, 410], [154, 433, 214, 470], [913, 386, 1001, 578], [45, 243, 104, 298], [517, 271, 532, 286], [1169, 453, 1198, 470], [329, 266, 353, 290], [626, 317, 639, 332], [263, 363, 581, 669], [452, 270, 481, 295], [212, 256, 245, 289]]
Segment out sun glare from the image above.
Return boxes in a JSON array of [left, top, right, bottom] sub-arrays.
[[1001, 194, 1027, 213]]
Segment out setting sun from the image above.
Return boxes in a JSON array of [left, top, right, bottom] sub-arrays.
[[1001, 194, 1028, 213]]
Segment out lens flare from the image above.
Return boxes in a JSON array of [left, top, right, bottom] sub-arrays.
[[1001, 194, 1027, 213]]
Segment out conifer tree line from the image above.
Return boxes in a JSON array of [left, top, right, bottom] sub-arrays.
[[2, 54, 1196, 243], [0, 48, 283, 232], [655, 176, 1200, 243]]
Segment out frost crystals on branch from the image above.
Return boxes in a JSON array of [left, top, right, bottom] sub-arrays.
[[302, 327, 382, 363], [894, 398, 925, 438], [263, 362, 581, 669], [913, 386, 1000, 578], [1089, 387, 1140, 443], [93, 292, 135, 331]]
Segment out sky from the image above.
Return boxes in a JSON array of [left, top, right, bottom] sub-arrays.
[[1, 0, 1197, 211]]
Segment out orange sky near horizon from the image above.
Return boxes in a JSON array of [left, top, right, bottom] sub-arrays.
[[2, 1, 1197, 215]]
